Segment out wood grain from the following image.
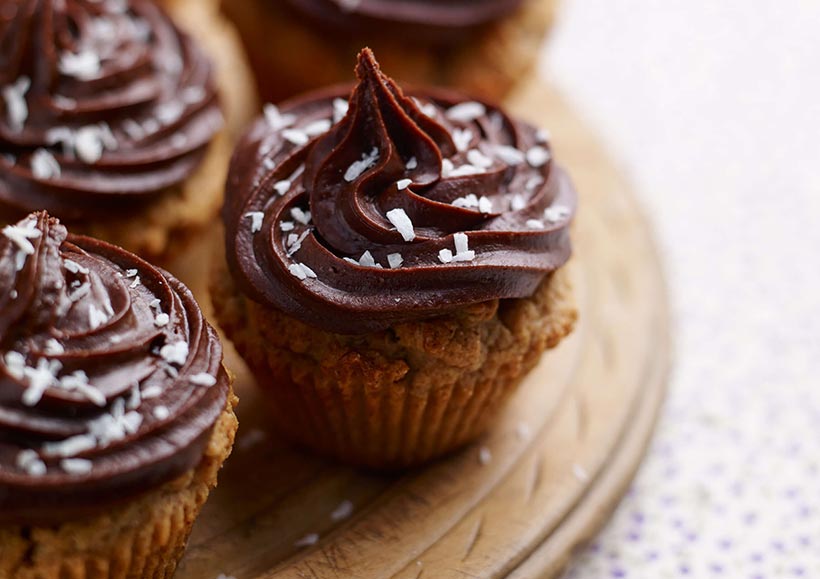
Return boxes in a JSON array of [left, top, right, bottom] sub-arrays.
[[171, 78, 671, 579]]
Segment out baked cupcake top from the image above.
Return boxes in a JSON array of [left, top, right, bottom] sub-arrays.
[[224, 48, 576, 334], [281, 0, 524, 39], [0, 0, 222, 219], [0, 212, 230, 524]]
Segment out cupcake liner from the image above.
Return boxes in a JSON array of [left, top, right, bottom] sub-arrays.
[[213, 261, 575, 469], [0, 384, 237, 579]]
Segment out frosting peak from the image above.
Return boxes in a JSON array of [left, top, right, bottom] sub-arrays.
[[0, 212, 230, 523], [224, 49, 576, 334], [0, 0, 222, 218]]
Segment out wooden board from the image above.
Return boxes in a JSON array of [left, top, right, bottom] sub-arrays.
[[171, 79, 671, 579]]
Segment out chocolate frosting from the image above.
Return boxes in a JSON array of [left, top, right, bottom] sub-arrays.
[[280, 0, 525, 38], [0, 212, 230, 524], [223, 49, 575, 335], [0, 0, 222, 219]]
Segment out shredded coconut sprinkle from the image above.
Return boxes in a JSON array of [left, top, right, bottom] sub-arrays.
[[493, 144, 526, 165], [290, 207, 311, 225], [190, 373, 217, 387], [467, 149, 493, 169], [344, 147, 379, 182], [331, 500, 354, 521], [526, 219, 545, 230], [544, 205, 571, 223], [303, 119, 331, 137], [445, 101, 486, 123], [61, 458, 93, 475], [294, 533, 320, 548], [59, 50, 100, 80], [406, 156, 418, 170], [282, 129, 308, 146], [154, 313, 170, 327], [452, 128, 473, 152], [263, 103, 295, 131], [526, 146, 551, 168], [3, 218, 41, 271], [2, 77, 30, 132], [332, 98, 349, 123], [452, 232, 475, 262], [387, 253, 403, 269], [386, 208, 415, 242], [153, 405, 170, 420], [17, 449, 46, 476], [280, 221, 295, 232], [273, 180, 291, 195], [245, 211, 264, 233], [31, 149, 61, 180], [438, 248, 454, 264], [288, 263, 317, 280], [396, 178, 412, 191], [159, 341, 189, 366]]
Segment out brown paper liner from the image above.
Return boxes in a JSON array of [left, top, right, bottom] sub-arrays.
[[212, 261, 576, 469], [0, 382, 238, 579]]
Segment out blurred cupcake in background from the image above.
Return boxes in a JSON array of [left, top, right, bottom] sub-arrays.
[[220, 0, 557, 103], [212, 49, 577, 469], [0, 0, 255, 260]]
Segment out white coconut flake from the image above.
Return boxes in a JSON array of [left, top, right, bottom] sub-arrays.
[[525, 175, 544, 192], [154, 313, 170, 327], [44, 339, 64, 355], [64, 259, 89, 275], [406, 156, 418, 170], [141, 385, 163, 399], [31, 149, 61, 180], [387, 253, 403, 269], [280, 221, 295, 232], [88, 305, 108, 330], [273, 180, 291, 195], [159, 341, 189, 366], [386, 208, 415, 242], [153, 405, 170, 420], [59, 370, 106, 407], [536, 128, 551, 143], [511, 194, 526, 211], [190, 372, 217, 387], [467, 149, 493, 169], [448, 164, 483, 178], [61, 458, 93, 475], [573, 463, 590, 482], [3, 76, 30, 132], [438, 248, 453, 264], [445, 101, 486, 123], [452, 128, 472, 152], [452, 232, 475, 262], [282, 128, 309, 146], [344, 147, 379, 182], [332, 98, 349, 123], [303, 119, 331, 137], [245, 211, 264, 233], [330, 500, 354, 521], [17, 449, 46, 476], [478, 196, 493, 214], [59, 50, 101, 80], [129, 276, 141, 289], [478, 446, 492, 465], [288, 263, 317, 280], [357, 250, 381, 268], [290, 207, 311, 225], [263, 103, 296, 131], [294, 533, 320, 548], [75, 126, 104, 163], [526, 219, 545, 230], [44, 434, 96, 458], [122, 119, 145, 141], [544, 205, 571, 223], [493, 144, 526, 165], [451, 194, 479, 209], [526, 146, 551, 168], [396, 178, 412, 191], [3, 218, 41, 271]]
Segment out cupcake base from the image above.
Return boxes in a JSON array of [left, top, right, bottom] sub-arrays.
[[220, 0, 557, 103], [0, 381, 238, 579], [212, 262, 576, 469]]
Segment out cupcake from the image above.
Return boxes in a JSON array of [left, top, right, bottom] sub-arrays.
[[0, 0, 255, 260], [212, 49, 576, 469], [0, 212, 237, 577], [220, 0, 557, 103]]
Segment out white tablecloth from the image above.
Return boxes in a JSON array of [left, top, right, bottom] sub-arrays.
[[544, 1, 820, 576]]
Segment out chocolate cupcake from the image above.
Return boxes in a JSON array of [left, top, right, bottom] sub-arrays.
[[0, 0, 255, 259], [0, 212, 237, 577], [212, 49, 576, 469], [220, 0, 557, 103]]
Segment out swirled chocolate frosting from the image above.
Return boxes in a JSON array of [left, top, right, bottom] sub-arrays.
[[280, 0, 525, 38], [0, 0, 222, 219], [0, 212, 230, 524], [224, 49, 575, 335]]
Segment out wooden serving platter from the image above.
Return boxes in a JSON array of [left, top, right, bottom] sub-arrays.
[[171, 79, 671, 579]]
